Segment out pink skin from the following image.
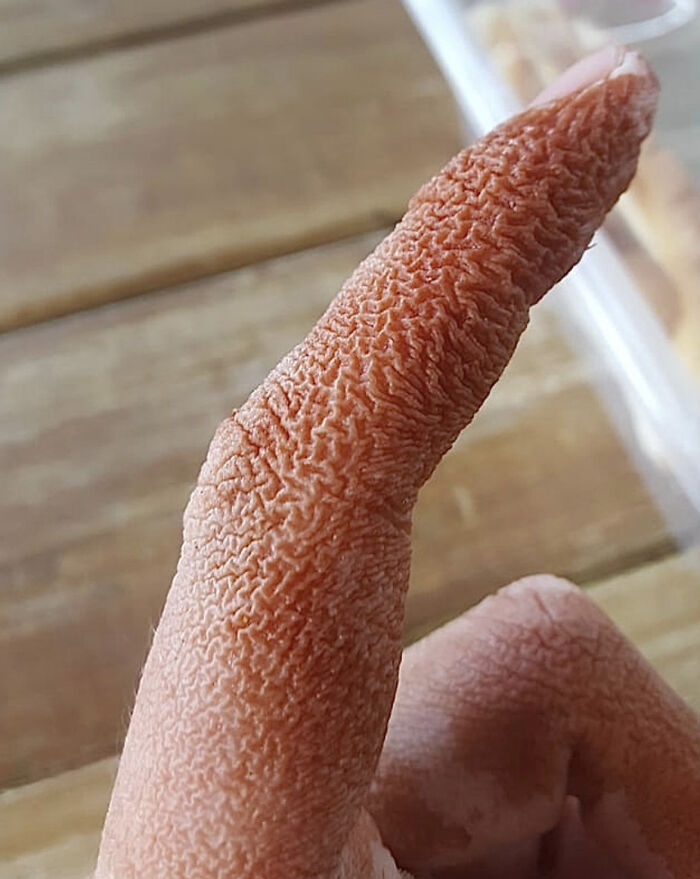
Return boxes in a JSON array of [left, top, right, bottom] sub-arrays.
[[94, 48, 700, 879]]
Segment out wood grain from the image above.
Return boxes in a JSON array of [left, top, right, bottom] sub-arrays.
[[0, 232, 672, 788], [0, 759, 115, 879], [0, 0, 459, 331], [0, 0, 336, 71], [2, 549, 698, 879], [591, 551, 700, 713]]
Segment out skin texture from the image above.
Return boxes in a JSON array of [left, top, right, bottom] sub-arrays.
[[94, 49, 700, 879], [369, 576, 700, 879]]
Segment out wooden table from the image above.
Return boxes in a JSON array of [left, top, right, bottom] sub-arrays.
[[1, 1, 699, 875]]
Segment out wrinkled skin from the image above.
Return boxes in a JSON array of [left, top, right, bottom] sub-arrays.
[[94, 48, 700, 879]]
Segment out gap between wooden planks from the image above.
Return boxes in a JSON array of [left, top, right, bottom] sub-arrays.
[[0, 0, 460, 331], [0, 231, 673, 789], [1, 548, 699, 879], [0, 1, 345, 72]]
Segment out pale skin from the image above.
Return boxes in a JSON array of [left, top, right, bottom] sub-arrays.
[[94, 46, 700, 879]]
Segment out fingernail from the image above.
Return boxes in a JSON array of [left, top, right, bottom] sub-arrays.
[[529, 44, 650, 108]]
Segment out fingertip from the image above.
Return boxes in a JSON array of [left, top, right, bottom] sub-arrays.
[[473, 574, 584, 626], [530, 45, 658, 110], [498, 573, 581, 598]]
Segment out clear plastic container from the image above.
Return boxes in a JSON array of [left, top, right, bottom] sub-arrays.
[[402, 0, 700, 546]]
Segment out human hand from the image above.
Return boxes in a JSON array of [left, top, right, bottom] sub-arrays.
[[93, 46, 700, 878]]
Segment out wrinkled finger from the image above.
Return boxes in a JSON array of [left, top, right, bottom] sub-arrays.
[[95, 49, 658, 879], [368, 577, 700, 878]]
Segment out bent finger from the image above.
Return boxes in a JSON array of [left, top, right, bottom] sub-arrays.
[[96, 50, 658, 879]]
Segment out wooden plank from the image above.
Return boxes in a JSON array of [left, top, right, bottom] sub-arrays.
[[0, 231, 673, 787], [0, 1, 335, 71], [1, 550, 698, 879], [0, 0, 460, 331], [591, 551, 700, 713], [0, 759, 115, 879], [403, 378, 675, 644]]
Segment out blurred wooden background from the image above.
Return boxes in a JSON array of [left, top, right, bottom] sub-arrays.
[[0, 1, 698, 876]]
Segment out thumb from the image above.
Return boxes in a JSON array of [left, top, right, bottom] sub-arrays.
[[95, 47, 658, 879], [369, 576, 700, 878]]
